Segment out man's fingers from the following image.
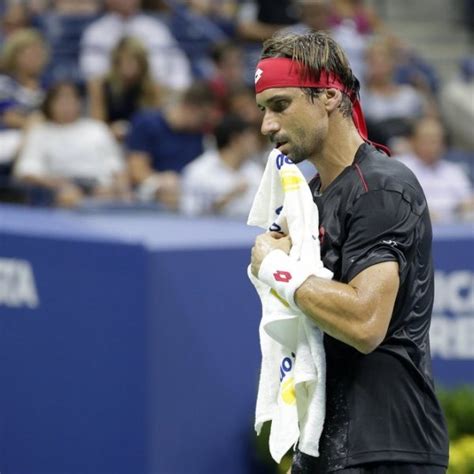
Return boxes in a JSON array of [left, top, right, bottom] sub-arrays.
[[269, 231, 286, 239], [268, 232, 292, 246], [250, 246, 258, 276]]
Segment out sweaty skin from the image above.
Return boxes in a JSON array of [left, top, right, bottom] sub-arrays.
[[251, 86, 400, 354], [251, 233, 399, 354]]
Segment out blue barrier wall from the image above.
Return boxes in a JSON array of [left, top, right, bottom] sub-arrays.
[[0, 233, 149, 473], [0, 205, 472, 473], [430, 235, 474, 386]]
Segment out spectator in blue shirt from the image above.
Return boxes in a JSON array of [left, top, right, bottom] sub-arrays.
[[126, 81, 219, 209]]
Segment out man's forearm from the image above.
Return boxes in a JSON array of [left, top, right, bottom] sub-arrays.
[[16, 174, 71, 190], [127, 152, 154, 186], [294, 261, 399, 354], [2, 109, 29, 129], [295, 276, 375, 353], [251, 234, 399, 353]]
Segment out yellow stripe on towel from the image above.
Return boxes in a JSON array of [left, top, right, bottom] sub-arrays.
[[270, 288, 290, 307], [280, 171, 302, 192]]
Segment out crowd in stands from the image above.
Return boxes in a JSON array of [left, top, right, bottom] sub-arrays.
[[0, 0, 472, 222]]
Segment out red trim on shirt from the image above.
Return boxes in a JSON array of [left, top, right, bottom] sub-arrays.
[[354, 163, 369, 192]]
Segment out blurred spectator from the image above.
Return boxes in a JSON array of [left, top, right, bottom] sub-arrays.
[[326, 0, 384, 82], [228, 85, 262, 129], [141, 0, 171, 12], [227, 84, 271, 161], [177, 0, 236, 34], [14, 81, 128, 208], [48, 0, 101, 14], [181, 115, 262, 217], [440, 56, 474, 151], [0, 28, 48, 169], [88, 36, 162, 142], [285, 0, 369, 82], [362, 37, 428, 121], [291, 1, 438, 94], [184, 0, 237, 20], [80, 0, 192, 91], [288, 0, 330, 33], [464, 0, 474, 41], [361, 37, 434, 150], [329, 0, 382, 34], [237, 0, 297, 42], [22, 0, 99, 15], [126, 81, 219, 208], [396, 118, 473, 223], [209, 41, 247, 110], [164, 0, 232, 79], [0, 2, 31, 40], [31, 0, 101, 85], [392, 41, 440, 96], [24, 0, 50, 15], [237, 0, 298, 83]]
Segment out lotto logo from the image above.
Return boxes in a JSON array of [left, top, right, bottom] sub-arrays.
[[255, 68, 263, 84], [274, 270, 292, 283]]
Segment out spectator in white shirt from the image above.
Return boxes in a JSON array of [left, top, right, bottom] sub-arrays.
[[79, 0, 192, 91], [396, 118, 473, 222], [440, 57, 474, 150], [14, 81, 129, 207], [181, 115, 262, 218]]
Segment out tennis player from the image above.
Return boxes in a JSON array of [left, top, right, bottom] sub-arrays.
[[250, 31, 449, 473]]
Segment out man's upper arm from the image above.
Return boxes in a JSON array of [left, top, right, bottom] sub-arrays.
[[348, 260, 400, 349], [14, 127, 46, 178], [127, 151, 153, 185], [338, 189, 417, 349]]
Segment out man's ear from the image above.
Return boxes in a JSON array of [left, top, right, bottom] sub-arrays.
[[323, 88, 343, 113]]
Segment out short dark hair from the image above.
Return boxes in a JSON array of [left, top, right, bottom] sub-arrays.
[[41, 81, 81, 120], [210, 41, 241, 65], [181, 81, 217, 107], [260, 31, 359, 117], [214, 115, 252, 150]]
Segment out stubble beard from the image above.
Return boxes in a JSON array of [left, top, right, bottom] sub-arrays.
[[286, 144, 306, 164], [286, 127, 323, 164]]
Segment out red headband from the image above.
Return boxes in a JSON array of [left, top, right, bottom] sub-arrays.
[[255, 57, 390, 155]]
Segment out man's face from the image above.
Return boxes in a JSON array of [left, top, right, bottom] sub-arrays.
[[256, 87, 328, 163], [17, 42, 47, 76], [106, 0, 140, 16], [299, 2, 330, 32], [182, 104, 220, 132], [412, 119, 445, 166], [237, 128, 260, 157]]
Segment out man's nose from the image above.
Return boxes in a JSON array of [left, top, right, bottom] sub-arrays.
[[261, 112, 280, 136]]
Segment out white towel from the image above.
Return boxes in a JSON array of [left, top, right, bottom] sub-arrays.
[[247, 149, 332, 463]]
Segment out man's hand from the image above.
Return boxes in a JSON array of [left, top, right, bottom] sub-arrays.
[[55, 183, 84, 208], [251, 232, 291, 277], [213, 179, 248, 213]]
